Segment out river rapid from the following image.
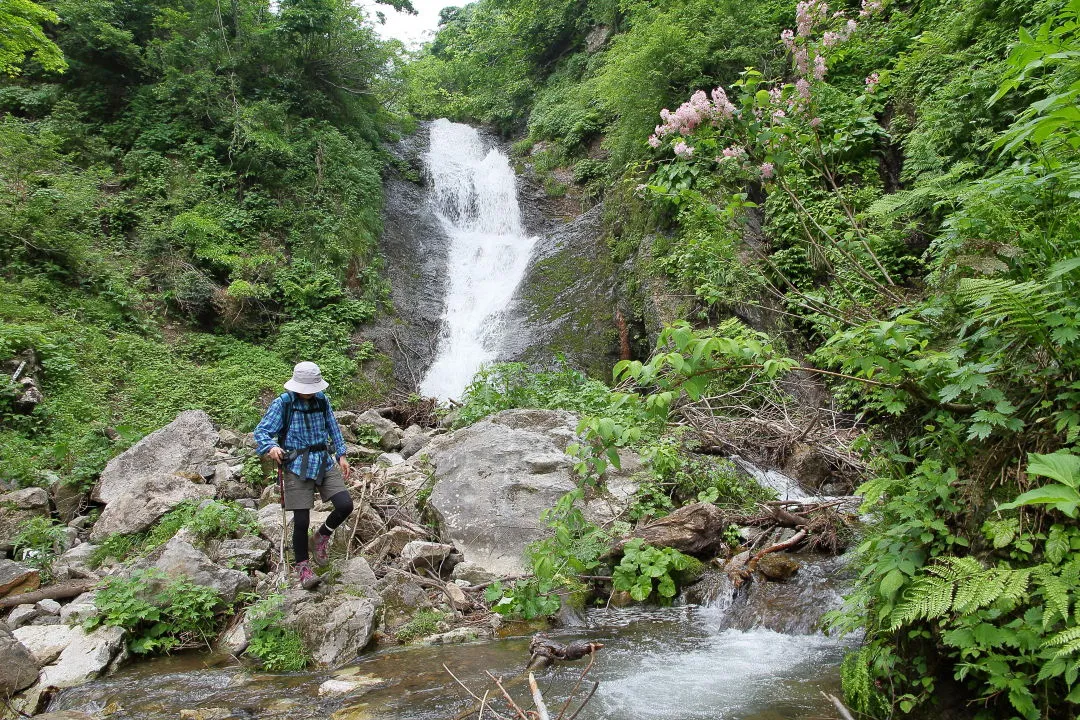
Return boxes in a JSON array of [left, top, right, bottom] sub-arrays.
[[50, 598, 850, 719]]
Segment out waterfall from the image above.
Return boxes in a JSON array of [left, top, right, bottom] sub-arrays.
[[419, 119, 537, 401]]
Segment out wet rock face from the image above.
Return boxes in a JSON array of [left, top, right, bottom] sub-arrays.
[[362, 123, 450, 387], [756, 553, 801, 581], [501, 202, 624, 377], [92, 410, 218, 506]]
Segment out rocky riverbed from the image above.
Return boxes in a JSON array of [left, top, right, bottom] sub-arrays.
[[1, 406, 857, 718]]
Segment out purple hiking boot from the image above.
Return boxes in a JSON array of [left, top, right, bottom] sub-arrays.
[[296, 560, 321, 590], [312, 529, 331, 566]]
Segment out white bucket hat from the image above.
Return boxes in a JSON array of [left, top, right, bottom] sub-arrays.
[[284, 361, 329, 394]]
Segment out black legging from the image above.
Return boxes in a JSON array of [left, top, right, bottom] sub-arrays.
[[293, 490, 354, 563]]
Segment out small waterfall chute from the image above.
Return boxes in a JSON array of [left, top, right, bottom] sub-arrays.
[[419, 119, 537, 401]]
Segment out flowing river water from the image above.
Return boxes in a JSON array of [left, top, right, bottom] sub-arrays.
[[47, 120, 853, 719], [50, 576, 851, 719]]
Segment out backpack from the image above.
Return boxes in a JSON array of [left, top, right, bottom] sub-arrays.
[[276, 391, 330, 449]]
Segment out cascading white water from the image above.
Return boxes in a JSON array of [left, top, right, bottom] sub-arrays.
[[419, 119, 537, 401]]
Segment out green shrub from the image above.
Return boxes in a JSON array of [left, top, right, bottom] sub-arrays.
[[185, 501, 259, 542], [12, 516, 66, 582], [244, 594, 310, 672], [88, 569, 223, 654], [455, 361, 656, 433], [89, 532, 146, 569], [612, 538, 695, 603]]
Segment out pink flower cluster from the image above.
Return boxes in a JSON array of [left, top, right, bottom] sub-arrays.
[[795, 0, 828, 36], [865, 72, 880, 92], [782, 0, 879, 88], [649, 86, 738, 148], [717, 145, 747, 162], [673, 141, 694, 159]]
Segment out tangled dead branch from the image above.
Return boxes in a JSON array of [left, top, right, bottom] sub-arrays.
[[722, 497, 858, 585], [676, 372, 865, 489], [448, 638, 603, 720]]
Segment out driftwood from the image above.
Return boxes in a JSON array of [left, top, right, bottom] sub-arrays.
[[748, 528, 808, 571], [0, 580, 96, 608], [450, 635, 602, 720], [676, 371, 865, 487], [823, 692, 857, 720], [528, 673, 550, 720]]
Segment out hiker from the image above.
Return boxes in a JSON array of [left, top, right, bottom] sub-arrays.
[[254, 361, 353, 590]]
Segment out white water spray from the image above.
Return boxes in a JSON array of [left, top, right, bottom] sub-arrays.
[[419, 119, 537, 401]]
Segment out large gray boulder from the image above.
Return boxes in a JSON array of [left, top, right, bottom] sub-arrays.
[[13, 624, 76, 665], [90, 473, 215, 541], [0, 487, 50, 553], [92, 410, 218, 506], [425, 409, 639, 575], [282, 590, 381, 667], [34, 625, 126, 688], [210, 537, 271, 572], [355, 410, 404, 451], [139, 532, 252, 604], [0, 625, 39, 694], [338, 557, 378, 596]]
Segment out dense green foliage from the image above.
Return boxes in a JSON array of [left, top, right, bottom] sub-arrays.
[[1, 0, 405, 489], [88, 569, 224, 654], [244, 593, 311, 671], [418, 0, 1080, 717]]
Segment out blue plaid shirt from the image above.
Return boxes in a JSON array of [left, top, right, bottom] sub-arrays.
[[253, 392, 348, 479]]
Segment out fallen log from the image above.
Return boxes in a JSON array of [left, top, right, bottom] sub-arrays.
[[747, 528, 808, 571], [0, 580, 96, 608]]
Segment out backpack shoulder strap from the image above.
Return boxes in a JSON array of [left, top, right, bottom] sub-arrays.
[[277, 392, 294, 448]]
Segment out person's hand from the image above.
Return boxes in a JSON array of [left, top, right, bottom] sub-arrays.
[[267, 446, 284, 464], [338, 455, 351, 481]]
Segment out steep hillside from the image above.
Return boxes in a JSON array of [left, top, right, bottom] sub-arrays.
[[1, 0, 408, 488], [406, 0, 1080, 717]]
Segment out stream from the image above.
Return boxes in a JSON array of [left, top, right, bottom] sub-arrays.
[[49, 583, 851, 719]]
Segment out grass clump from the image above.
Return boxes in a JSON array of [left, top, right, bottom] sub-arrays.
[[395, 610, 448, 643]]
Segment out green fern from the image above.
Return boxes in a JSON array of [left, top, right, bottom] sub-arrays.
[[892, 557, 1030, 629], [956, 276, 1063, 350], [1034, 566, 1072, 628], [1044, 625, 1080, 659]]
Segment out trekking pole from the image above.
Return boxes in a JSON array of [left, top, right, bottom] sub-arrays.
[[276, 460, 287, 585]]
